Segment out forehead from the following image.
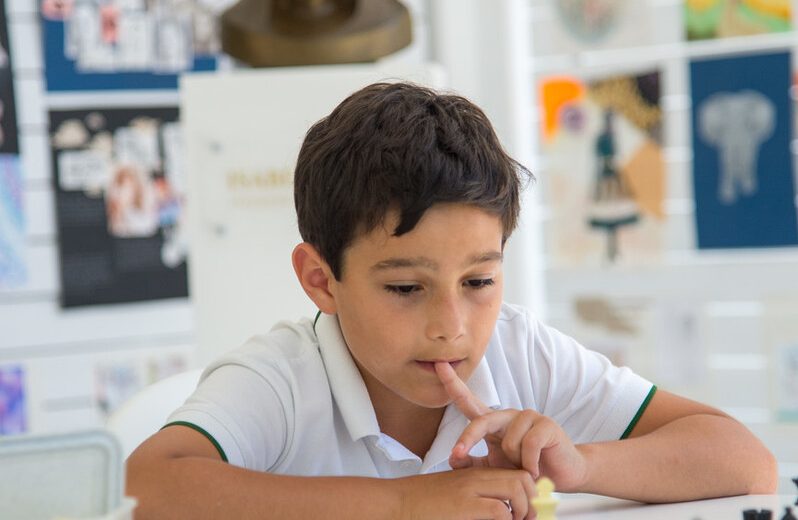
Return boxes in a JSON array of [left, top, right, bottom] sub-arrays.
[[341, 204, 504, 272]]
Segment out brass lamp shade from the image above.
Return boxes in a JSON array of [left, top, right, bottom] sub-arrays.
[[221, 0, 413, 67]]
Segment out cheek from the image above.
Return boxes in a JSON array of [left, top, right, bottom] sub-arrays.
[[469, 289, 503, 336]]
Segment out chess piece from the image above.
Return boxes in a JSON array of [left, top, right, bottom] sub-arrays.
[[531, 477, 559, 520], [221, 0, 412, 66], [780, 506, 797, 520]]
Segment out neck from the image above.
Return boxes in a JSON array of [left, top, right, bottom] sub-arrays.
[[356, 367, 446, 459], [376, 399, 446, 459]]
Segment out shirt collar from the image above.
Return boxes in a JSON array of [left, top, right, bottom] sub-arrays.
[[315, 312, 502, 456], [315, 312, 381, 442]]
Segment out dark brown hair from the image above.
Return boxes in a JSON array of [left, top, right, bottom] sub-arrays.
[[294, 82, 532, 279]]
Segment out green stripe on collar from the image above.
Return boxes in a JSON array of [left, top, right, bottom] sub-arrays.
[[313, 310, 322, 332]]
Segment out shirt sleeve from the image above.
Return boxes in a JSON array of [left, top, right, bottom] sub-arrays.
[[530, 318, 655, 444], [166, 361, 293, 471]]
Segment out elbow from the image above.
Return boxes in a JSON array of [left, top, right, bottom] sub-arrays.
[[746, 447, 778, 495]]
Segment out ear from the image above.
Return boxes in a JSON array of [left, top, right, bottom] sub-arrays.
[[291, 242, 337, 314]]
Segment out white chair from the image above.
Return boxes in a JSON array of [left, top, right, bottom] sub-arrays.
[[106, 368, 203, 458]]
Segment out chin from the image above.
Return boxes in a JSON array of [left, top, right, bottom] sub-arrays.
[[408, 389, 451, 409]]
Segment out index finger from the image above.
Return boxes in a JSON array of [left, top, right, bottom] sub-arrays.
[[435, 361, 491, 420]]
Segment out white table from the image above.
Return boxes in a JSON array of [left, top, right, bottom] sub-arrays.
[[556, 494, 796, 519]]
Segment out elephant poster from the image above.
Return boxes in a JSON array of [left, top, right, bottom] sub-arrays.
[[539, 70, 665, 266], [39, 0, 219, 91], [684, 0, 791, 41], [690, 51, 798, 249]]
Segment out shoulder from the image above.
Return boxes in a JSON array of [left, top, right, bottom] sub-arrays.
[[202, 316, 323, 382], [492, 302, 589, 359], [491, 301, 541, 345], [486, 302, 607, 391]]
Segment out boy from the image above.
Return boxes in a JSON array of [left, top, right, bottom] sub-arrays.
[[127, 82, 777, 519]]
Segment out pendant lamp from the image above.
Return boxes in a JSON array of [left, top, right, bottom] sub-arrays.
[[221, 0, 413, 67]]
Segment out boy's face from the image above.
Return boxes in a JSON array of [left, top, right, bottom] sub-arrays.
[[329, 203, 504, 410]]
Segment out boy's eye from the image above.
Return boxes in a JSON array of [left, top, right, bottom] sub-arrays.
[[384, 284, 421, 296], [465, 278, 495, 289]]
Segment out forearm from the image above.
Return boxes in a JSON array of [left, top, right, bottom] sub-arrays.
[[573, 414, 778, 502], [127, 455, 401, 520]]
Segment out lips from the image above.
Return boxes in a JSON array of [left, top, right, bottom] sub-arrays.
[[416, 359, 463, 372]]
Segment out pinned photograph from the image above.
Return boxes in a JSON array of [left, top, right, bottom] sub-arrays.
[[539, 70, 665, 266], [50, 107, 188, 307], [95, 353, 188, 417], [40, 0, 219, 91]]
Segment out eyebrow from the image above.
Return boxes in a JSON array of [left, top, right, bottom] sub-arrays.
[[369, 251, 503, 272]]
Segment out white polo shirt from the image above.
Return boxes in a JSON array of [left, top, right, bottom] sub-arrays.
[[167, 302, 655, 477]]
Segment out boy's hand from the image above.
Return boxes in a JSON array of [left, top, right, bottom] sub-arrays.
[[395, 467, 536, 520], [435, 362, 588, 492]]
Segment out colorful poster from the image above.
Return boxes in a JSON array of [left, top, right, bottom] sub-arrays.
[[0, 156, 24, 288], [95, 353, 188, 417], [532, 0, 654, 56], [50, 106, 188, 307], [40, 0, 219, 91], [0, 0, 18, 155], [690, 51, 797, 249], [0, 0, 25, 289], [685, 0, 791, 41], [0, 364, 27, 435], [540, 70, 665, 265]]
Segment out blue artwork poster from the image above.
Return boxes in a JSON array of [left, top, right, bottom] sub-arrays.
[[40, 0, 218, 91], [690, 51, 798, 249], [0, 0, 25, 289], [0, 364, 26, 435]]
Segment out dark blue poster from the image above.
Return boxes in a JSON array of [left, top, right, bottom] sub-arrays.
[[50, 106, 188, 307], [40, 1, 217, 92], [690, 51, 798, 249]]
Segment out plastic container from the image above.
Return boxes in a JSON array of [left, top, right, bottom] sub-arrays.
[[0, 430, 130, 520]]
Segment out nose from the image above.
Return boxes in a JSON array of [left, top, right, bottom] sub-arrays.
[[425, 291, 466, 342]]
